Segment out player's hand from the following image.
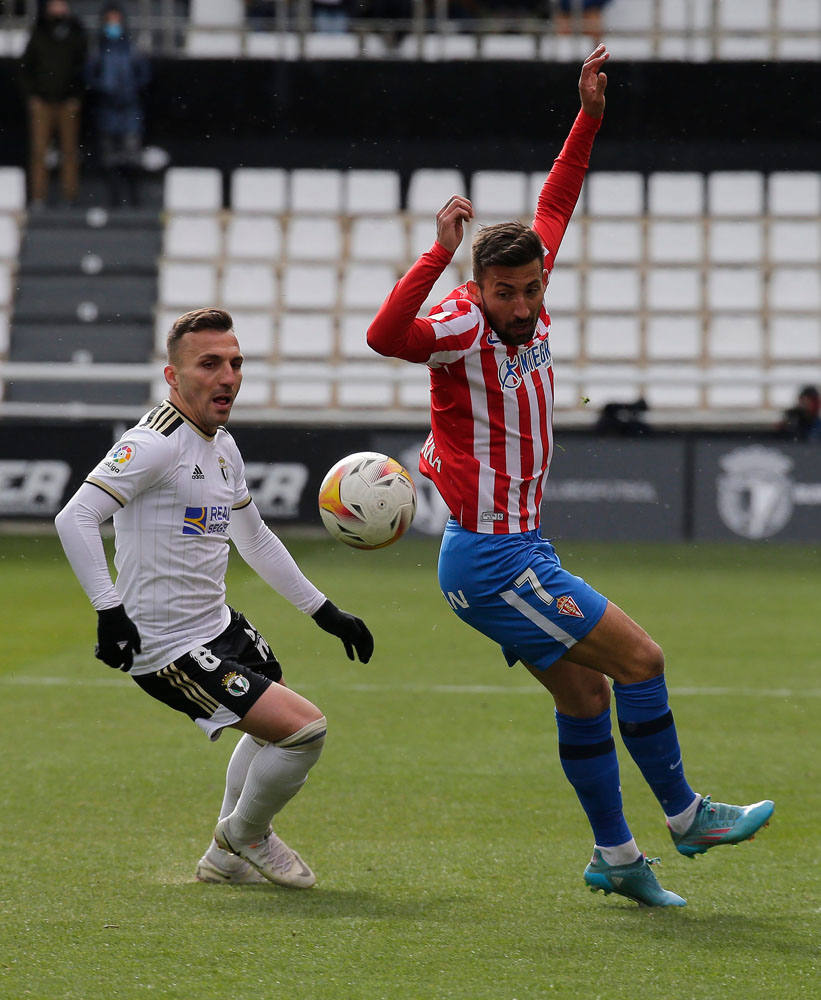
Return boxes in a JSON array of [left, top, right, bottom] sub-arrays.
[[95, 604, 142, 671], [578, 42, 609, 119], [436, 195, 473, 254], [312, 599, 374, 663]]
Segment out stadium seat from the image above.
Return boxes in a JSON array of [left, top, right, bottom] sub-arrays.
[[186, 30, 243, 57], [285, 216, 343, 262], [224, 215, 283, 260], [398, 366, 433, 409], [545, 267, 581, 312], [0, 309, 9, 355], [7, 322, 153, 363], [554, 222, 581, 264], [586, 317, 641, 360], [718, 0, 768, 31], [406, 169, 467, 216], [770, 266, 821, 310], [647, 173, 704, 217], [304, 33, 359, 59], [226, 311, 274, 357], [344, 170, 401, 214], [164, 168, 222, 212], [245, 32, 300, 60], [768, 172, 821, 216], [190, 0, 243, 27], [274, 362, 333, 408], [0, 167, 26, 211], [349, 217, 406, 263], [647, 220, 703, 264], [290, 169, 344, 214], [15, 275, 156, 323], [707, 221, 763, 263], [706, 316, 763, 359], [0, 263, 12, 306], [158, 261, 218, 309], [282, 263, 338, 310], [229, 361, 270, 407], [163, 215, 223, 260], [586, 220, 643, 263], [586, 173, 644, 217], [339, 313, 375, 358], [707, 268, 762, 311], [768, 221, 821, 263], [19, 226, 161, 275], [587, 266, 641, 311], [480, 34, 536, 60], [230, 169, 288, 214], [337, 361, 397, 407], [768, 317, 821, 360], [220, 263, 277, 309], [706, 365, 764, 408], [278, 312, 335, 359], [644, 365, 701, 409], [646, 315, 702, 360], [544, 313, 580, 361], [340, 263, 396, 311], [471, 170, 529, 220], [646, 266, 701, 311], [707, 172, 765, 216]]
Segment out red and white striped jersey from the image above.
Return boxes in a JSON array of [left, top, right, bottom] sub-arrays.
[[368, 110, 601, 534]]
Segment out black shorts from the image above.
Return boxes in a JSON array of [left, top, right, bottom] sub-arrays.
[[134, 608, 282, 741]]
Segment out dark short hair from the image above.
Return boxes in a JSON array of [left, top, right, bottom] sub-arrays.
[[166, 308, 234, 362], [471, 221, 544, 282]]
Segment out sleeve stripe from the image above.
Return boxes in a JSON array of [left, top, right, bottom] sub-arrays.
[[85, 477, 126, 507], [232, 496, 253, 510]]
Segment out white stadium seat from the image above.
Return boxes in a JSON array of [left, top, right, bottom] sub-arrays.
[[707, 267, 762, 311], [163, 215, 222, 260], [229, 312, 275, 357], [0, 167, 26, 211], [349, 217, 406, 263], [769, 266, 821, 310], [768, 172, 821, 216], [646, 267, 701, 311], [290, 169, 344, 214], [768, 221, 821, 263], [220, 263, 277, 309], [648, 220, 703, 263], [586, 317, 641, 360], [406, 169, 467, 216], [344, 170, 401, 214], [283, 263, 338, 310], [646, 316, 702, 360], [158, 261, 218, 309], [587, 220, 643, 264], [285, 216, 343, 262], [545, 267, 581, 312], [586, 172, 644, 217], [278, 312, 335, 359], [647, 173, 704, 217], [707, 172, 765, 216], [274, 362, 333, 407], [164, 168, 222, 212], [586, 266, 641, 311], [706, 316, 763, 360], [471, 170, 529, 219], [0, 215, 21, 259], [340, 263, 396, 311], [340, 313, 375, 358], [230, 169, 288, 214], [708, 221, 763, 264], [768, 317, 821, 360], [224, 215, 282, 260]]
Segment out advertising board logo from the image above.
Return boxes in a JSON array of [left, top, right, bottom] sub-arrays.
[[717, 447, 794, 539]]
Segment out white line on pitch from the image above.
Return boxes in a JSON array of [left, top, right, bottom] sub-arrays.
[[1, 676, 820, 698]]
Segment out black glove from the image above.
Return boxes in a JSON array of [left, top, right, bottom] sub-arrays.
[[312, 599, 374, 663], [95, 604, 142, 671]]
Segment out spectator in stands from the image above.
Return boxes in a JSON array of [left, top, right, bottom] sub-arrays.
[[555, 0, 611, 41], [778, 385, 821, 442], [595, 397, 651, 436], [86, 2, 151, 208], [20, 0, 88, 209]]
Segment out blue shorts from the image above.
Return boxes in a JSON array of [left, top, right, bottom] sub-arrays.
[[437, 519, 608, 671]]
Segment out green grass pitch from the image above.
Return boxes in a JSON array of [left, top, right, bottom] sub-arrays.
[[0, 533, 818, 999]]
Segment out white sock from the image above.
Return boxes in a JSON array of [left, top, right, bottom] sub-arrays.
[[597, 838, 641, 866], [204, 733, 263, 867], [666, 793, 703, 835], [225, 718, 326, 844]]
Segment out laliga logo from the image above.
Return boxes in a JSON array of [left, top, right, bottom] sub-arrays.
[[499, 356, 522, 390], [717, 447, 793, 539]]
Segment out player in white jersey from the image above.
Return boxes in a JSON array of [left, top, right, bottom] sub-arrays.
[[55, 307, 373, 888], [368, 46, 774, 907]]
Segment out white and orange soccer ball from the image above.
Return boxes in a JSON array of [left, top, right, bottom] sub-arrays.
[[318, 451, 417, 550]]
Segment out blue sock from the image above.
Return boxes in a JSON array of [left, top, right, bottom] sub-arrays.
[[556, 708, 632, 847], [614, 675, 696, 817]]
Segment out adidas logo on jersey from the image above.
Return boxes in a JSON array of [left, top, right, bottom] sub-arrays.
[[192, 465, 205, 480]]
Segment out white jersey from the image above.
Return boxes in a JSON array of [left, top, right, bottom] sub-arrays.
[[85, 400, 253, 674]]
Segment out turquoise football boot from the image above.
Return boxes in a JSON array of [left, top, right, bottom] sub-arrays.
[[670, 796, 774, 858], [584, 849, 686, 907]]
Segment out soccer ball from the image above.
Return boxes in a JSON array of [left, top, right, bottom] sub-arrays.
[[318, 451, 417, 549]]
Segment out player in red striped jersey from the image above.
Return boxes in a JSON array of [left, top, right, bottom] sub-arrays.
[[368, 45, 774, 907]]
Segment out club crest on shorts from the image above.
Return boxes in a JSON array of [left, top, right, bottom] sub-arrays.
[[556, 595, 584, 618], [222, 671, 250, 697]]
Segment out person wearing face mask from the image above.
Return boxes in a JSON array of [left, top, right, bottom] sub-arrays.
[[85, 3, 151, 208], [20, 0, 88, 208]]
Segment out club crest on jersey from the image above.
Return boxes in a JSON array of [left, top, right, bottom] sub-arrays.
[[182, 504, 230, 536], [102, 441, 136, 474], [556, 595, 584, 618], [498, 340, 551, 391], [218, 456, 229, 483], [222, 671, 250, 697]]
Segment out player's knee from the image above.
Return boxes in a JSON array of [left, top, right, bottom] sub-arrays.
[[633, 638, 665, 681], [275, 715, 327, 759]]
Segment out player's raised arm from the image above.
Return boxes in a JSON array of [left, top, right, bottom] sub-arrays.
[[435, 195, 474, 254]]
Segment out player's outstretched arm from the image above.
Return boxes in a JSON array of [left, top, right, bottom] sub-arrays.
[[578, 42, 609, 119]]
